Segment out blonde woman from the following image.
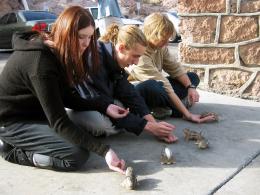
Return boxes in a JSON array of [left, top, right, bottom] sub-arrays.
[[93, 0, 123, 36], [68, 24, 177, 143], [128, 13, 215, 123]]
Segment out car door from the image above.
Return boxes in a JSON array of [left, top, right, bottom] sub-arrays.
[[0, 12, 29, 49], [0, 13, 13, 49]]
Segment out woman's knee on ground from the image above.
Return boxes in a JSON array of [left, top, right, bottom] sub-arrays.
[[67, 110, 117, 136], [1, 144, 89, 171], [50, 147, 89, 171]]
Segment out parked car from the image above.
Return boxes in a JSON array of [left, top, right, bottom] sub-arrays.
[[164, 11, 181, 42], [0, 10, 57, 50], [85, 6, 143, 36]]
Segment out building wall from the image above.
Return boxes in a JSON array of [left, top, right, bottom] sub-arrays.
[[178, 0, 260, 101]]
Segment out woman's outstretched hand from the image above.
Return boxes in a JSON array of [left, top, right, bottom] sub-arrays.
[[105, 149, 126, 174], [106, 104, 129, 119]]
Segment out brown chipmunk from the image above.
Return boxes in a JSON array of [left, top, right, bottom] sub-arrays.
[[183, 128, 209, 149], [160, 145, 176, 165], [195, 133, 209, 149], [183, 128, 202, 141], [121, 167, 137, 190]]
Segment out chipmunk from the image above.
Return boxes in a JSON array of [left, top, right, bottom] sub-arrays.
[[121, 167, 137, 190], [183, 128, 209, 149], [195, 133, 209, 149], [183, 128, 202, 141], [160, 145, 176, 165]]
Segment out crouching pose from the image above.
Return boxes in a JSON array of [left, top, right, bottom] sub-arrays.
[[0, 6, 126, 173], [67, 24, 176, 143], [127, 13, 215, 123]]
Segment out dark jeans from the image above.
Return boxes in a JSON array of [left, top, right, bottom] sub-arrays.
[[0, 122, 89, 171], [135, 72, 200, 117]]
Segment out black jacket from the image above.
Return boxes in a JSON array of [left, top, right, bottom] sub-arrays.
[[89, 42, 150, 135], [0, 32, 110, 156]]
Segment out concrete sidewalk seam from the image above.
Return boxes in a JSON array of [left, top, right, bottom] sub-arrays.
[[207, 149, 260, 195]]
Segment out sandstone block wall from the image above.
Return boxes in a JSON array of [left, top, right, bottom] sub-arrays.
[[178, 0, 260, 101]]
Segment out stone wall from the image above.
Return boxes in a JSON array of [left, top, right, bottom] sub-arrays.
[[178, 0, 260, 101]]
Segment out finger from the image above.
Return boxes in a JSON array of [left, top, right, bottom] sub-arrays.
[[119, 108, 130, 115], [200, 115, 215, 123], [190, 95, 196, 105], [116, 110, 129, 118], [159, 128, 173, 135], [114, 159, 126, 170], [110, 165, 125, 174], [118, 107, 127, 113], [159, 134, 177, 143], [195, 95, 199, 102], [118, 111, 128, 117], [165, 134, 178, 143], [158, 130, 172, 137], [162, 125, 175, 132], [114, 114, 125, 118], [171, 134, 178, 142], [120, 159, 126, 170], [187, 96, 192, 105], [160, 122, 175, 129], [161, 137, 172, 143]]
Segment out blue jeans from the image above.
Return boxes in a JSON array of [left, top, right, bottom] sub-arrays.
[[135, 72, 200, 117]]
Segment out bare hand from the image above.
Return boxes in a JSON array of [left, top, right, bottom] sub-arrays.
[[105, 149, 126, 174], [158, 134, 178, 143], [145, 121, 175, 138], [184, 112, 216, 123], [106, 104, 129, 119], [143, 114, 156, 122], [188, 88, 199, 106]]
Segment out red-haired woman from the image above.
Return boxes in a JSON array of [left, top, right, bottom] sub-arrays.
[[0, 6, 126, 174]]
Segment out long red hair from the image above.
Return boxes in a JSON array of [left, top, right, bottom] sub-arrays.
[[47, 6, 99, 85]]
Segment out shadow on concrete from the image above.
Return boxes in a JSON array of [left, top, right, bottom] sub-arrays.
[[0, 96, 260, 194], [82, 102, 260, 175], [137, 178, 162, 191]]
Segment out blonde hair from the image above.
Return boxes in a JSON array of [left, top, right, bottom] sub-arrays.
[[143, 13, 176, 44], [99, 24, 147, 49]]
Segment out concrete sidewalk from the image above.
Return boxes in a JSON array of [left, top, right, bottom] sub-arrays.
[[0, 90, 260, 195]]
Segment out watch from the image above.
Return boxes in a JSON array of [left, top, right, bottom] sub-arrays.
[[186, 84, 196, 89]]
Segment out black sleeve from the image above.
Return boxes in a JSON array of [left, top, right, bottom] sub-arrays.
[[30, 75, 109, 157], [62, 86, 113, 114], [111, 113, 147, 135], [114, 71, 150, 117]]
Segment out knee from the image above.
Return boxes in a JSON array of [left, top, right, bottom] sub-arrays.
[[62, 148, 89, 171], [187, 72, 200, 87], [136, 80, 167, 96], [49, 148, 89, 172]]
